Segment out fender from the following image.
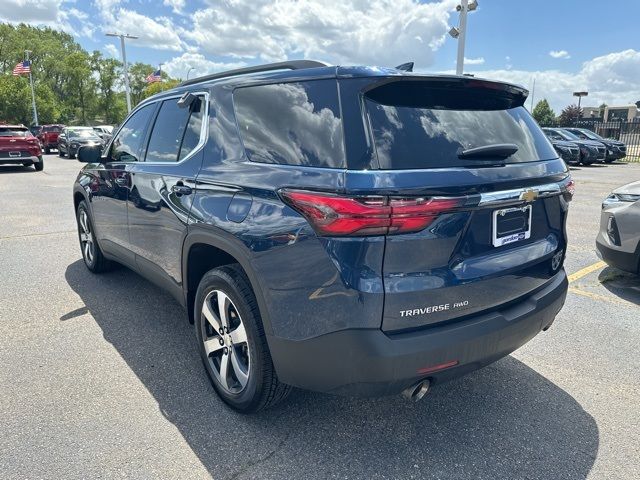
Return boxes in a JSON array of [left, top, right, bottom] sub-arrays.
[[181, 225, 275, 337]]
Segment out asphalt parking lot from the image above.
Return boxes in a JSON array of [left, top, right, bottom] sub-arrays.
[[1, 154, 639, 479]]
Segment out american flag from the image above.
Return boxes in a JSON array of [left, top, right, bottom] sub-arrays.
[[12, 60, 31, 76], [145, 69, 161, 83]]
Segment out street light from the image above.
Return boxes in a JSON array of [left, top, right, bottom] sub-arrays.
[[450, 0, 478, 75], [106, 32, 138, 112], [573, 91, 588, 121], [186, 67, 195, 80]]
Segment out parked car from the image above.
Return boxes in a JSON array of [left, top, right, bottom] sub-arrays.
[[37, 124, 64, 154], [92, 125, 114, 142], [564, 127, 627, 163], [0, 124, 43, 171], [58, 127, 103, 159], [542, 128, 605, 165], [73, 61, 572, 412], [544, 135, 580, 165], [30, 125, 42, 137], [597, 181, 640, 274]]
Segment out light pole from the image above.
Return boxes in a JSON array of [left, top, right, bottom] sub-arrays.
[[450, 0, 478, 75], [25, 50, 38, 125], [573, 91, 588, 123], [106, 32, 138, 112], [186, 67, 195, 80]]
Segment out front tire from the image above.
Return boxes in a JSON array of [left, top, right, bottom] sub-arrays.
[[44, 146, 50, 154], [195, 265, 291, 413], [58, 147, 65, 157], [34, 159, 43, 171], [76, 201, 111, 273]]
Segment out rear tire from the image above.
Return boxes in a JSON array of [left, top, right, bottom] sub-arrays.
[[44, 146, 50, 154], [195, 265, 291, 413], [76, 201, 111, 273]]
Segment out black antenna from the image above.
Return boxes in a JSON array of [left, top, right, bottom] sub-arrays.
[[179, 60, 329, 87], [395, 62, 414, 72]]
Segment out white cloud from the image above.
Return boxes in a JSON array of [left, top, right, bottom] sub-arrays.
[[549, 50, 571, 59], [466, 49, 640, 112], [104, 43, 119, 58], [0, 0, 60, 23], [163, 0, 185, 14], [162, 52, 245, 80], [463, 56, 485, 65], [182, 0, 459, 66]]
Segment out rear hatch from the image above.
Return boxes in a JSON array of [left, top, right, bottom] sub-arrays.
[[352, 77, 571, 332], [0, 126, 40, 158]]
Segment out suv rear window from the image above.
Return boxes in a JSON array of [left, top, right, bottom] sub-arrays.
[[43, 126, 61, 133], [365, 80, 557, 169], [0, 127, 29, 137], [234, 80, 345, 168]]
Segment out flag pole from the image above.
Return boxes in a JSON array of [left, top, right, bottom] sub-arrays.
[[25, 50, 38, 125], [159, 63, 164, 91]]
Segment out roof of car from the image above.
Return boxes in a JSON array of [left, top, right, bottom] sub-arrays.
[[143, 62, 528, 104], [0, 124, 28, 129]]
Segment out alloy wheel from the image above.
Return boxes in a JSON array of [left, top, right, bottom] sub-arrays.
[[78, 209, 95, 265], [201, 289, 250, 394]]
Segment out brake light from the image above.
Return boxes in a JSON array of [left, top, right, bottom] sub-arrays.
[[280, 189, 466, 236]]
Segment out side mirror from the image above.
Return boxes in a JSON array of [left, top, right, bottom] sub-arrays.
[[78, 145, 103, 163]]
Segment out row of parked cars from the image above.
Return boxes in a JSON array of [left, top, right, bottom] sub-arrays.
[[543, 127, 627, 166], [30, 124, 113, 157]]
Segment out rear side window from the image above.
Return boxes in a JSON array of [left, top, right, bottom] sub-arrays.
[[233, 80, 345, 168], [146, 95, 204, 163], [365, 81, 557, 169]]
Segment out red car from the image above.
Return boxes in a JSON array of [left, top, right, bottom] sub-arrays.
[[0, 124, 44, 171], [37, 124, 64, 153]]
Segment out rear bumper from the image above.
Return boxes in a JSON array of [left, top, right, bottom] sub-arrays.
[[0, 155, 41, 165], [268, 269, 568, 396]]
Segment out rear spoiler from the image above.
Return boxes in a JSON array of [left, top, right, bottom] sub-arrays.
[[363, 76, 529, 110]]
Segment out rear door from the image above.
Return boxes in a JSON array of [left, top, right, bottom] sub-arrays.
[[349, 77, 571, 332], [128, 93, 207, 297]]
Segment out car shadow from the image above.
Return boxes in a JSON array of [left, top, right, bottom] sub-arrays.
[[598, 266, 640, 305], [0, 165, 35, 174], [64, 259, 599, 480]]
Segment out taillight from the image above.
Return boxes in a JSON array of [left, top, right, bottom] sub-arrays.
[[280, 189, 466, 236]]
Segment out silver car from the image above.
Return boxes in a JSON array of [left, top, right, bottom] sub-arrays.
[[597, 181, 640, 274]]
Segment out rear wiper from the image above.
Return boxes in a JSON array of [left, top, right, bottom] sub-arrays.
[[458, 143, 519, 159]]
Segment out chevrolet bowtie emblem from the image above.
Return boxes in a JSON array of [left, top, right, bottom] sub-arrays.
[[520, 189, 538, 203]]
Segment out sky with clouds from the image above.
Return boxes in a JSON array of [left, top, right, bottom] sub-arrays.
[[1, 0, 639, 113]]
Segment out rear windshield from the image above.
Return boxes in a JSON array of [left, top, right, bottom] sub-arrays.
[[365, 81, 557, 169], [233, 80, 345, 168], [0, 127, 29, 137], [43, 126, 61, 133]]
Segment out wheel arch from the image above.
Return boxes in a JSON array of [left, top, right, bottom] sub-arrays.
[[182, 229, 273, 336]]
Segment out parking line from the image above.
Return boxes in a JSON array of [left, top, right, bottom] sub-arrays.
[[568, 261, 606, 283]]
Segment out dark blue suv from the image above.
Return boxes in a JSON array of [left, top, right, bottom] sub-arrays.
[[73, 61, 572, 412]]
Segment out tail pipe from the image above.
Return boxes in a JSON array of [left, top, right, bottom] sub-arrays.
[[401, 379, 431, 402]]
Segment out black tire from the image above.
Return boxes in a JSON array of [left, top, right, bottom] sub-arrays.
[[34, 159, 43, 171], [76, 201, 111, 273], [69, 152, 76, 159], [195, 265, 291, 413], [44, 146, 50, 154], [58, 147, 65, 157]]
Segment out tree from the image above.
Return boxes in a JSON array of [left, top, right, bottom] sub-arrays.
[[141, 79, 181, 100], [558, 104, 582, 126], [532, 99, 556, 126], [91, 51, 126, 124]]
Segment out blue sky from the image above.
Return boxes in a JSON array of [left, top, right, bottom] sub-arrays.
[[2, 0, 639, 112]]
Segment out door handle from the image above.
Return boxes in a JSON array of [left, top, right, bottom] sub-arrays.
[[172, 183, 193, 196]]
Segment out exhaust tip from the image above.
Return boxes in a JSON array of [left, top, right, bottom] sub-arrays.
[[401, 380, 431, 402]]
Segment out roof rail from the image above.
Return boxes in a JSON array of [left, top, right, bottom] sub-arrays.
[[178, 60, 329, 87]]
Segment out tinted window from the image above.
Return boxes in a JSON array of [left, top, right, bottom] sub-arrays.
[[234, 80, 345, 168], [367, 99, 557, 169], [145, 96, 204, 163], [0, 127, 29, 137], [110, 104, 155, 162], [43, 126, 61, 133]]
